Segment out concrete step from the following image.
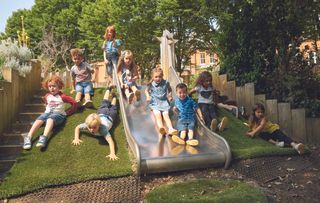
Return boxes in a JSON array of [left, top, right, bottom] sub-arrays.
[[24, 103, 45, 112], [11, 122, 33, 134], [0, 145, 22, 159], [0, 135, 23, 145], [19, 112, 42, 122]]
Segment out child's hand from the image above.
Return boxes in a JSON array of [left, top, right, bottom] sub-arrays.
[[146, 95, 151, 102], [246, 131, 254, 138], [168, 95, 173, 102], [72, 139, 83, 145], [91, 78, 95, 83], [70, 89, 76, 94], [104, 59, 109, 64], [106, 153, 119, 161]]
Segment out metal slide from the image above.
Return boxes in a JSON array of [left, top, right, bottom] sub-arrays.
[[114, 66, 231, 175]]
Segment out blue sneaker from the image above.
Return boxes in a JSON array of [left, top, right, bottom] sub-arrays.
[[36, 135, 48, 148], [23, 135, 32, 150]]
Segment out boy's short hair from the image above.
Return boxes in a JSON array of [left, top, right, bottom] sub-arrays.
[[70, 48, 84, 58], [176, 83, 188, 91], [85, 113, 101, 128]]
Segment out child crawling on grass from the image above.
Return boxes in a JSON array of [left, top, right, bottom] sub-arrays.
[[72, 86, 119, 160]]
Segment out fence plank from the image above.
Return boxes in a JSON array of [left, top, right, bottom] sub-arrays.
[[266, 99, 278, 124], [244, 83, 254, 114], [291, 109, 306, 142], [306, 118, 320, 144], [0, 89, 4, 134], [278, 103, 292, 137], [254, 94, 266, 106], [226, 81, 236, 102], [236, 86, 245, 109], [212, 72, 220, 90], [219, 74, 227, 95]]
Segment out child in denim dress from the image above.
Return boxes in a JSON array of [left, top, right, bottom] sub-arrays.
[[72, 87, 119, 160], [117, 50, 141, 103], [23, 75, 78, 149], [103, 25, 121, 80], [172, 83, 205, 147], [145, 67, 178, 136]]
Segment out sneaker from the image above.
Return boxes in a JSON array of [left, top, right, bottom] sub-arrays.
[[168, 128, 178, 136], [23, 135, 32, 150], [36, 135, 48, 148], [294, 143, 305, 154], [240, 106, 246, 117], [172, 135, 185, 145], [135, 90, 141, 101], [186, 139, 199, 146], [275, 141, 285, 148], [210, 119, 218, 132], [159, 127, 167, 136], [231, 107, 239, 118], [83, 100, 93, 108], [218, 117, 229, 132]]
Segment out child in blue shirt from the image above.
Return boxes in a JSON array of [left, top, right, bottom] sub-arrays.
[[145, 66, 177, 136], [103, 25, 121, 80], [172, 83, 204, 147], [72, 87, 118, 160]]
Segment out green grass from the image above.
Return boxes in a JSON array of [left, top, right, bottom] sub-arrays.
[[218, 108, 300, 160], [145, 179, 268, 203], [0, 88, 132, 198]]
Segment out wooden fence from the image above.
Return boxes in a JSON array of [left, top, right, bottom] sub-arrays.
[[0, 60, 42, 134], [212, 72, 320, 144]]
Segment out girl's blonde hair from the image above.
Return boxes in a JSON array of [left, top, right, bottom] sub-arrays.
[[194, 71, 213, 88], [104, 25, 117, 47], [117, 50, 137, 74], [148, 66, 164, 85], [248, 103, 265, 129], [85, 113, 101, 128]]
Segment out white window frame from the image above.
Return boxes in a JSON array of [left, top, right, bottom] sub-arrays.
[[210, 54, 215, 64], [200, 52, 205, 65]]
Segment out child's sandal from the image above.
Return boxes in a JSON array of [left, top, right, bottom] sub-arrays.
[[186, 139, 199, 146]]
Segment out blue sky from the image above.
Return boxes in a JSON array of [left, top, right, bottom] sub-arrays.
[[0, 0, 35, 33]]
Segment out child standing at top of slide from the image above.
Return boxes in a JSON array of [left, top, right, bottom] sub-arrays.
[[145, 67, 178, 136], [172, 83, 205, 147], [23, 75, 78, 149], [70, 48, 96, 108], [246, 103, 305, 154], [189, 71, 228, 132], [117, 50, 141, 103], [103, 25, 121, 80]]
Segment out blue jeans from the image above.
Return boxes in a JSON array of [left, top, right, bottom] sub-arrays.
[[75, 81, 93, 95], [106, 53, 119, 76], [176, 119, 195, 131], [37, 112, 66, 127]]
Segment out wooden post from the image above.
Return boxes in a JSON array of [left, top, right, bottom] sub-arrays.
[[278, 103, 292, 137], [266, 99, 278, 124], [291, 109, 306, 142]]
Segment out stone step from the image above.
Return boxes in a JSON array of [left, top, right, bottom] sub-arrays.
[[0, 145, 22, 159], [31, 95, 44, 103], [0, 135, 23, 145], [19, 112, 42, 122], [0, 159, 17, 180], [11, 122, 33, 134], [24, 103, 45, 112]]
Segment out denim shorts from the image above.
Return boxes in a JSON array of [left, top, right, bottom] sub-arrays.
[[75, 81, 93, 94], [97, 100, 117, 121], [176, 119, 195, 131], [37, 112, 66, 127], [106, 54, 119, 76]]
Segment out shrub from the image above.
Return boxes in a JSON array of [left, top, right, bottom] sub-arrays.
[[0, 38, 32, 77]]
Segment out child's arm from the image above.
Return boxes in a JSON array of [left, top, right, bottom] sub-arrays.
[[61, 93, 78, 115], [246, 117, 267, 138], [72, 125, 83, 145], [188, 88, 197, 97], [196, 108, 205, 123], [132, 66, 140, 82], [105, 136, 119, 161], [167, 83, 173, 102], [145, 86, 151, 102]]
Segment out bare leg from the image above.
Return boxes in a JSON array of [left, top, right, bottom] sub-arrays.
[[217, 103, 233, 111], [153, 110, 166, 135], [75, 92, 82, 102], [111, 97, 117, 106], [84, 93, 91, 101], [43, 118, 54, 137], [131, 85, 141, 101], [188, 129, 194, 140], [27, 120, 44, 138], [268, 139, 277, 145], [180, 130, 187, 140], [103, 89, 111, 101], [163, 111, 177, 135]]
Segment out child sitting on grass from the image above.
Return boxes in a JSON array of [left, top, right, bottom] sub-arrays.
[[23, 75, 78, 149], [172, 83, 205, 147], [70, 48, 96, 108], [72, 86, 119, 160], [189, 71, 228, 132], [246, 103, 305, 154]]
